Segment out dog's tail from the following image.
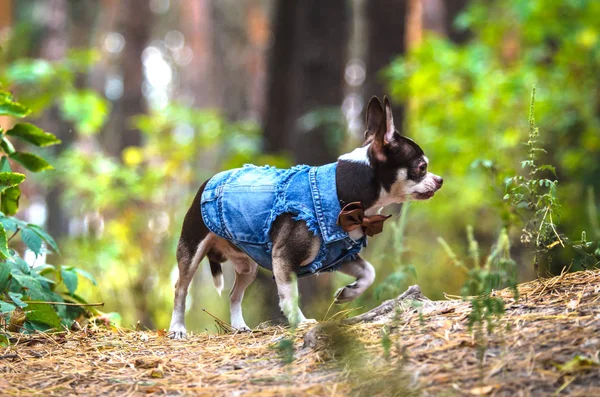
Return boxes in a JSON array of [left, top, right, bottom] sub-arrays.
[[209, 260, 224, 296]]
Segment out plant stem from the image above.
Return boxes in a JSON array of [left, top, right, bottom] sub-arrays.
[[7, 227, 20, 242], [548, 211, 565, 247]]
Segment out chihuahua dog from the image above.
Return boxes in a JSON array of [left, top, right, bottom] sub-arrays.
[[169, 96, 442, 338]]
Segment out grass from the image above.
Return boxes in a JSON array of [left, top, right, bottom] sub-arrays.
[[2, 268, 600, 396]]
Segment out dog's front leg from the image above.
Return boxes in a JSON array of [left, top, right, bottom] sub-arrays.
[[334, 255, 376, 303], [272, 257, 311, 325], [270, 214, 319, 326]]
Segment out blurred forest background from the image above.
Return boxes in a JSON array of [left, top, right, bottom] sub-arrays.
[[0, 0, 599, 333]]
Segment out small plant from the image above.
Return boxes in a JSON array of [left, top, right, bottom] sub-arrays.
[[373, 203, 417, 302], [0, 87, 99, 341], [504, 87, 564, 272], [505, 87, 600, 271], [438, 227, 518, 370], [439, 227, 518, 333]]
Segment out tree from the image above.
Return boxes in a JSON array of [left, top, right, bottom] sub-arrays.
[[262, 0, 350, 316], [364, 0, 408, 133], [102, 0, 152, 156], [45, 1, 100, 239], [263, 0, 349, 166]]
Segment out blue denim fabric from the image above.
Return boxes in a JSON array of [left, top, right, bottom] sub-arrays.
[[200, 162, 366, 276]]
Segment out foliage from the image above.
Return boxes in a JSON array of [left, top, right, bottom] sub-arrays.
[[372, 203, 417, 302], [504, 88, 562, 271], [505, 88, 600, 271], [438, 226, 517, 370], [52, 104, 288, 330], [385, 0, 600, 279], [297, 107, 347, 154], [438, 227, 517, 332], [1, 49, 110, 133], [0, 88, 97, 340]]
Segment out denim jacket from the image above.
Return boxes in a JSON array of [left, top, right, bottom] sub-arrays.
[[201, 163, 366, 277]]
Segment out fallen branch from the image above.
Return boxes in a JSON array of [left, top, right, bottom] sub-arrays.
[[343, 284, 431, 325], [303, 285, 433, 349], [23, 301, 104, 307]]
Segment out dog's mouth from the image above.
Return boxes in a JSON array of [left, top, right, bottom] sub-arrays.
[[414, 191, 435, 200]]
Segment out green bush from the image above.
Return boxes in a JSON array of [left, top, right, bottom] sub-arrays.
[[0, 88, 98, 341]]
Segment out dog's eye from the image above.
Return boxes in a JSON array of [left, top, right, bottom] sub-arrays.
[[419, 163, 427, 173]]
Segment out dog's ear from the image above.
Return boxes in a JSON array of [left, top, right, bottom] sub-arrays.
[[364, 96, 384, 141], [383, 96, 398, 145], [371, 96, 400, 161]]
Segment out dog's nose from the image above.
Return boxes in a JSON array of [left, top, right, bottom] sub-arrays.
[[434, 176, 443, 187]]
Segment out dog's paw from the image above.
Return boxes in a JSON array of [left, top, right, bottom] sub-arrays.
[[334, 282, 360, 304], [233, 325, 252, 333], [168, 324, 187, 339], [231, 321, 252, 333], [299, 318, 318, 326]]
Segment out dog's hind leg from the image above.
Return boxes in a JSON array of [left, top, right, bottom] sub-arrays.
[[228, 257, 258, 331], [169, 234, 213, 339], [169, 181, 212, 339], [334, 255, 375, 303]]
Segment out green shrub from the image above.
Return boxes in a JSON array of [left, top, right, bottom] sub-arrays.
[[0, 88, 98, 341]]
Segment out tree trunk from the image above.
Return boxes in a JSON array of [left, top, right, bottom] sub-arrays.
[[263, 0, 349, 166], [364, 0, 407, 132], [0, 0, 11, 31], [103, 0, 152, 156], [179, 0, 214, 109], [407, 0, 470, 48], [34, 0, 70, 239], [263, 0, 350, 316]]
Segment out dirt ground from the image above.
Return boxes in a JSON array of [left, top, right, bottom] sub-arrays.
[[2, 269, 600, 396]]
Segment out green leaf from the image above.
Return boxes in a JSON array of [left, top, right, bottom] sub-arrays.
[[10, 256, 30, 276], [5, 60, 54, 84], [12, 274, 45, 300], [25, 302, 63, 330], [0, 172, 25, 193], [60, 267, 78, 295], [0, 156, 11, 172], [0, 137, 15, 155], [32, 263, 55, 276], [521, 160, 533, 168], [6, 123, 61, 147], [10, 152, 53, 172], [66, 49, 101, 69], [8, 291, 27, 308], [0, 91, 30, 117], [21, 228, 42, 257], [538, 164, 557, 177], [0, 301, 16, 313], [0, 224, 9, 260], [27, 225, 60, 254], [33, 272, 55, 290], [0, 260, 11, 291], [0, 216, 20, 233], [0, 185, 21, 214], [60, 90, 110, 135], [73, 268, 97, 286]]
